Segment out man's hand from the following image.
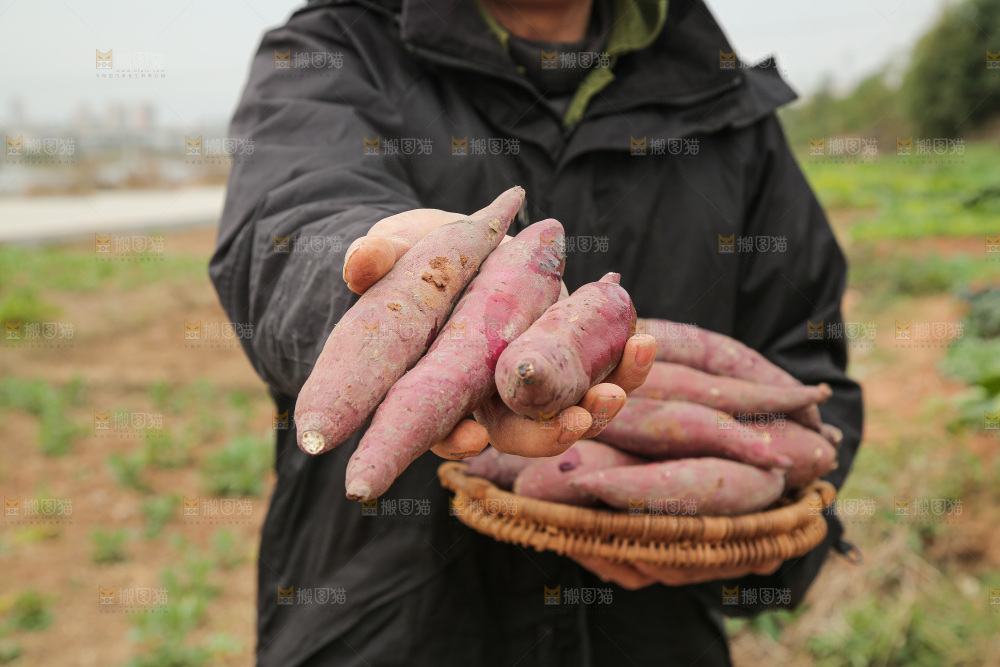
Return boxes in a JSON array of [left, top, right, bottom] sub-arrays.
[[570, 555, 783, 589], [343, 206, 656, 460]]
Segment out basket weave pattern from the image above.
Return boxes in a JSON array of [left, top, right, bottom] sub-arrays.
[[439, 462, 836, 567]]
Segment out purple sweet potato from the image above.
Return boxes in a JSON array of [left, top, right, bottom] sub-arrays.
[[511, 440, 646, 507], [634, 361, 831, 414], [295, 187, 524, 455], [344, 220, 565, 499], [640, 318, 824, 433], [464, 447, 533, 490], [752, 420, 838, 489], [572, 457, 786, 516], [597, 397, 792, 469], [495, 273, 636, 419]]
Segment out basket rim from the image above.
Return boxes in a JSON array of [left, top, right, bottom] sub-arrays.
[[439, 461, 836, 543]]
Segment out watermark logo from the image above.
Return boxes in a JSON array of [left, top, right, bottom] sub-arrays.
[[894, 496, 909, 516], [722, 586, 739, 604], [98, 586, 167, 612], [543, 585, 561, 604], [96, 49, 113, 68], [990, 586, 1000, 604], [274, 234, 290, 252], [185, 136, 201, 156], [628, 497, 645, 515], [362, 320, 380, 340], [809, 136, 825, 155], [717, 412, 735, 430], [3, 321, 74, 347], [277, 586, 294, 604], [806, 496, 824, 515], [718, 234, 735, 253], [985, 411, 1000, 430], [94, 411, 111, 430], [630, 136, 646, 156], [183, 497, 199, 516], [540, 51, 558, 69], [361, 498, 378, 516], [181, 497, 253, 523], [183, 321, 253, 348], [544, 585, 613, 606], [451, 136, 468, 155], [273, 411, 289, 430], [450, 320, 466, 340], [987, 235, 1000, 253], [445, 137, 514, 156], [807, 320, 824, 340], [895, 320, 910, 340], [94, 234, 165, 261], [184, 320, 201, 340], [988, 50, 1000, 69], [2, 497, 73, 522], [896, 136, 912, 155], [279, 586, 347, 606], [719, 50, 736, 69], [6, 135, 21, 156], [5, 320, 19, 340], [274, 50, 291, 68], [4, 497, 19, 515], [363, 136, 380, 156], [99, 585, 116, 604]]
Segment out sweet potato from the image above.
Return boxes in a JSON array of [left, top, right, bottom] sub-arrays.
[[495, 273, 636, 419], [344, 219, 565, 499], [597, 397, 792, 469], [752, 420, 838, 489], [572, 457, 785, 516], [639, 318, 825, 433], [294, 187, 524, 455], [511, 440, 645, 507], [464, 447, 533, 490], [634, 361, 831, 414]]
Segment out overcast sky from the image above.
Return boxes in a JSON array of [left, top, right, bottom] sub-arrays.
[[1, 0, 950, 128]]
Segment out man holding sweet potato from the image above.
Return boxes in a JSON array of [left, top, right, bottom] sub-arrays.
[[211, 0, 863, 664]]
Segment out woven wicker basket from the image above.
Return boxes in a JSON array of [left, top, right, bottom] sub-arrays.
[[439, 461, 836, 567]]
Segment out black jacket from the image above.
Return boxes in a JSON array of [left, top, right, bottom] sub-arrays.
[[210, 0, 864, 664]]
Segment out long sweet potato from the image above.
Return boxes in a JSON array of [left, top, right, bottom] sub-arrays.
[[752, 420, 838, 489], [511, 440, 645, 507], [495, 273, 636, 419], [464, 447, 533, 490], [344, 220, 565, 499], [634, 361, 831, 414], [572, 457, 785, 516], [294, 187, 524, 455], [640, 318, 824, 433], [597, 397, 792, 469]]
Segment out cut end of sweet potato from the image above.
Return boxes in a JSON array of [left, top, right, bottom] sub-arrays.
[[515, 360, 536, 383], [300, 431, 326, 455], [345, 479, 372, 501]]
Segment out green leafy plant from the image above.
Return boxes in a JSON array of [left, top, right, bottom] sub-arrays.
[[200, 435, 271, 497], [91, 528, 130, 564]]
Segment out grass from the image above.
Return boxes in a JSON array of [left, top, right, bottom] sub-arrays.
[[799, 144, 999, 241], [0, 243, 207, 295], [141, 495, 180, 539], [124, 542, 239, 667], [91, 528, 130, 564], [0, 377, 87, 456], [0, 590, 53, 633], [108, 453, 151, 493], [200, 435, 272, 497]]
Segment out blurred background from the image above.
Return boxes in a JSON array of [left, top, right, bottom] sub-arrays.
[[1, 0, 998, 664]]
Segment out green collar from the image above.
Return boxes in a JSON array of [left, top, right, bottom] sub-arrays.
[[477, 0, 669, 128]]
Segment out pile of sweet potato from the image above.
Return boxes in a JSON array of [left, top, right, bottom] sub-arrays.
[[294, 187, 637, 500], [294, 186, 838, 514], [465, 317, 840, 516]]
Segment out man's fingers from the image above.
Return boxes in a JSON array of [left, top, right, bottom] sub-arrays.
[[342, 209, 463, 294], [603, 335, 657, 395], [572, 556, 656, 590], [577, 383, 626, 439], [343, 236, 405, 293], [474, 394, 591, 458], [430, 419, 490, 460]]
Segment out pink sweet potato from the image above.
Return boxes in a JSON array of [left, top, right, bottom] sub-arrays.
[[344, 220, 566, 499], [634, 361, 831, 414], [572, 457, 786, 516], [294, 187, 524, 455], [752, 420, 838, 489], [464, 447, 533, 490], [597, 397, 792, 469], [495, 273, 636, 419], [639, 318, 825, 433], [511, 440, 646, 507]]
